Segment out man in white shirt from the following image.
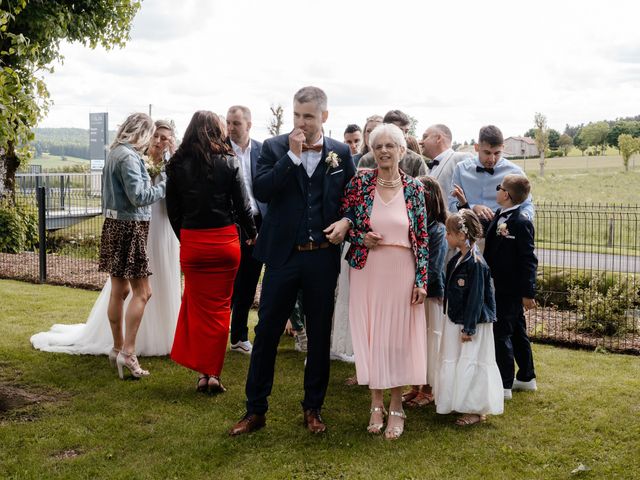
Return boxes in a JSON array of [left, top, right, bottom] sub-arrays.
[[227, 105, 266, 355], [420, 124, 471, 207]]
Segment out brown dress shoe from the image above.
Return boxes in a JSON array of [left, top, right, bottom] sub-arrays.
[[303, 409, 327, 434], [229, 413, 266, 436]]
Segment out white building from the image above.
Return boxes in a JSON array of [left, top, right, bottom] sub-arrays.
[[504, 136, 539, 157]]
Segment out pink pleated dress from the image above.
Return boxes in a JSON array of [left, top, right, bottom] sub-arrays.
[[349, 188, 427, 389]]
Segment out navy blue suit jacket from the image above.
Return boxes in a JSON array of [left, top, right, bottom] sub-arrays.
[[483, 205, 538, 299], [249, 138, 268, 218], [252, 134, 355, 268]]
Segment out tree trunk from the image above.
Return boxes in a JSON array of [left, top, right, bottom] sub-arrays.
[[539, 153, 545, 177], [0, 141, 19, 204]]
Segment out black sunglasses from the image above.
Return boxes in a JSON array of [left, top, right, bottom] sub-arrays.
[[496, 184, 511, 198]]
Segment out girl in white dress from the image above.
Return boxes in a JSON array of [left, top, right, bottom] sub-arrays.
[[434, 209, 503, 425], [30, 120, 181, 359], [402, 176, 448, 407]]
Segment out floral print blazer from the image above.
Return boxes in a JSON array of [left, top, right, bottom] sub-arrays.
[[340, 169, 429, 289]]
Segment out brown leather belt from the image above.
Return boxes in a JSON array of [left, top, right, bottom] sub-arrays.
[[296, 241, 331, 251]]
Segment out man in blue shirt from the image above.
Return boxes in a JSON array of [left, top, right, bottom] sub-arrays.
[[449, 125, 534, 226]]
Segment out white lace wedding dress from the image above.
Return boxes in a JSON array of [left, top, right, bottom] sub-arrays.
[[30, 192, 181, 357]]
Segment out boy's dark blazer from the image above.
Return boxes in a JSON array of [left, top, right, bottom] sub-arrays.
[[252, 133, 355, 268], [483, 204, 538, 299]]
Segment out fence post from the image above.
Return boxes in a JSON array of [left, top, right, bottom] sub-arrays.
[[607, 217, 615, 247], [36, 186, 47, 283], [60, 174, 65, 210]]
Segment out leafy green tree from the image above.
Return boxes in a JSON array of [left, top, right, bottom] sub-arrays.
[[564, 123, 581, 138], [607, 120, 640, 149], [558, 133, 573, 157], [533, 112, 549, 176], [573, 130, 588, 155], [548, 129, 560, 150], [580, 121, 610, 155], [618, 134, 640, 172], [524, 128, 536, 138], [0, 0, 141, 199]]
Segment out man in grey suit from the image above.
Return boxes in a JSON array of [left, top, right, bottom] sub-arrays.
[[357, 110, 427, 177], [420, 124, 471, 207]]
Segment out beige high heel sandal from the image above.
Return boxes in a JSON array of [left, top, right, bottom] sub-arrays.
[[116, 351, 150, 379], [367, 406, 387, 434], [384, 410, 406, 440], [108, 348, 120, 368]]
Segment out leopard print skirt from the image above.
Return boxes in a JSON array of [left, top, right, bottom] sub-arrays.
[[98, 218, 151, 278]]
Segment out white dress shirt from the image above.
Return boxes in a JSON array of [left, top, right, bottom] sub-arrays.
[[288, 135, 324, 177], [231, 139, 259, 215]]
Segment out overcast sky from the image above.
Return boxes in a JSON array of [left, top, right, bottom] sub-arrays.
[[39, 0, 640, 143]]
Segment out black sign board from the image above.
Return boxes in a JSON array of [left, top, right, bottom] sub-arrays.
[[89, 112, 108, 170]]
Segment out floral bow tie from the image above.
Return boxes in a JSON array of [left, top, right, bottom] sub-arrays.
[[476, 166, 495, 175]]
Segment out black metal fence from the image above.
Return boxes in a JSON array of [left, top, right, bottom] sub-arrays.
[[1, 178, 639, 353], [531, 202, 639, 354], [0, 173, 106, 290]]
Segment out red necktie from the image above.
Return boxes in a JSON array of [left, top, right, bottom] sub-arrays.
[[301, 144, 322, 153]]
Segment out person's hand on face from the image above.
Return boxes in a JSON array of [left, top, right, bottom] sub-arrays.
[[289, 128, 305, 157]]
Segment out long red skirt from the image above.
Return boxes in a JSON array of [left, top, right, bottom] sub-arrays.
[[171, 225, 240, 376]]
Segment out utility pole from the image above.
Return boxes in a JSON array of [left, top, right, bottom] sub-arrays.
[[149, 104, 152, 117]]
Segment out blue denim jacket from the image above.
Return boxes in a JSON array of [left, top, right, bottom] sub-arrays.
[[102, 143, 166, 221], [426, 221, 447, 298], [443, 247, 497, 335]]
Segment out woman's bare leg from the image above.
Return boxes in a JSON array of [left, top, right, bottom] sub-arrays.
[[108, 276, 131, 351], [123, 276, 152, 354]]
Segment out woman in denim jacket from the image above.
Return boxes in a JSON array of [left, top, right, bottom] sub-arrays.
[[98, 113, 166, 379], [434, 209, 504, 426]]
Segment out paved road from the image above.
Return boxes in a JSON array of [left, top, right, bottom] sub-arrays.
[[536, 248, 639, 273], [45, 207, 102, 230]]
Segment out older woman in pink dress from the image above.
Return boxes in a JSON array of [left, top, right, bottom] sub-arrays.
[[340, 123, 429, 440]]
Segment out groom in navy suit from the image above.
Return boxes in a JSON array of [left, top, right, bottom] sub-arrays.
[[230, 86, 356, 435]]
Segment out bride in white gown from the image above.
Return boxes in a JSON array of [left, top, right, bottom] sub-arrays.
[[30, 121, 181, 357]]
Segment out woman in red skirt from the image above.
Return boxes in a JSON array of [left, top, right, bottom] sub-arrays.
[[166, 111, 256, 393]]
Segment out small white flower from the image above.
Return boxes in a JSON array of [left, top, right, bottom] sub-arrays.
[[325, 151, 340, 169]]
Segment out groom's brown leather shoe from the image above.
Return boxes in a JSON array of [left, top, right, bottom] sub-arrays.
[[303, 409, 327, 434], [229, 413, 266, 436]]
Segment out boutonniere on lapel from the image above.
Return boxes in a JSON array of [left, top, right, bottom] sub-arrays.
[[325, 150, 341, 173], [497, 222, 516, 239], [496, 222, 510, 237]]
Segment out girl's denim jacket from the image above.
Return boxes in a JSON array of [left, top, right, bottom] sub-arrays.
[[102, 143, 166, 221], [426, 221, 447, 298], [443, 247, 497, 335]]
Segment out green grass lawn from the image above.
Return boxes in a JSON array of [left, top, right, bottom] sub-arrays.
[[529, 168, 640, 204], [512, 154, 640, 175], [1, 279, 639, 479], [29, 154, 90, 169]]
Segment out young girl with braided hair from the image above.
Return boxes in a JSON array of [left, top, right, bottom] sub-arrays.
[[434, 209, 504, 425]]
